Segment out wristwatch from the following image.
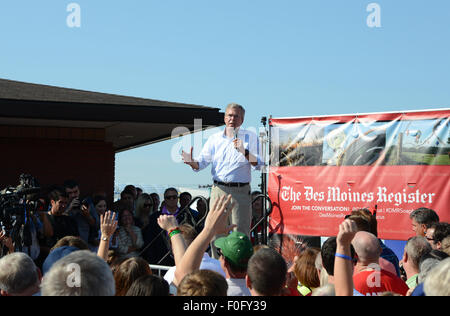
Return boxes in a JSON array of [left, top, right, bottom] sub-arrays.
[[101, 236, 108, 241]]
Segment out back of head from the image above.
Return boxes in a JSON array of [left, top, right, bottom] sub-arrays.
[[114, 257, 152, 296], [177, 270, 228, 296], [125, 275, 170, 296], [433, 222, 450, 244], [405, 236, 432, 269], [410, 208, 439, 228], [293, 247, 320, 289], [321, 237, 356, 276], [424, 257, 450, 296], [351, 208, 377, 236], [441, 236, 450, 256], [41, 250, 115, 296], [247, 248, 287, 296], [351, 231, 382, 264], [347, 215, 371, 233], [0, 253, 39, 296], [418, 250, 449, 283], [50, 236, 89, 252], [179, 224, 198, 247]]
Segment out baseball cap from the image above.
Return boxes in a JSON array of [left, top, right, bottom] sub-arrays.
[[214, 231, 253, 268]]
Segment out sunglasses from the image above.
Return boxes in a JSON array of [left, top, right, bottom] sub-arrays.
[[144, 203, 153, 208], [216, 248, 223, 258], [165, 195, 178, 200]]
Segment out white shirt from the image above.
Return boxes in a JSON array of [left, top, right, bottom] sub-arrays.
[[196, 128, 263, 183], [164, 253, 226, 295], [227, 278, 251, 296]]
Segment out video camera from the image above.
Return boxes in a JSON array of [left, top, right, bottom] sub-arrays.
[[0, 174, 41, 252]]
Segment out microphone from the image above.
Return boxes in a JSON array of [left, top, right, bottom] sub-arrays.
[[233, 128, 239, 151]]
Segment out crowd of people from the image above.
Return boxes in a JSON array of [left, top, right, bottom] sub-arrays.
[[0, 179, 448, 296], [0, 104, 448, 296]]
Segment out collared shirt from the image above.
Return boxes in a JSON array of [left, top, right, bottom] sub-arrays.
[[161, 206, 181, 217], [406, 274, 419, 289], [195, 128, 263, 183]]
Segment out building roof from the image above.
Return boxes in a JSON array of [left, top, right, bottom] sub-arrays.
[[0, 79, 225, 152]]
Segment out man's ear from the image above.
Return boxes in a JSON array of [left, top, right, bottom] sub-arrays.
[[421, 224, 428, 235], [245, 275, 252, 289]]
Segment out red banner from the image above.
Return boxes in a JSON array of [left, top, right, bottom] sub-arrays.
[[268, 109, 450, 240]]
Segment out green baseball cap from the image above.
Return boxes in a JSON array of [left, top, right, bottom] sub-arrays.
[[214, 231, 254, 268]]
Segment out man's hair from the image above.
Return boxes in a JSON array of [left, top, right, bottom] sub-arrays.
[[424, 257, 450, 296], [164, 187, 178, 197], [347, 215, 371, 233], [41, 250, 115, 296], [50, 236, 89, 252], [247, 248, 287, 296], [177, 270, 228, 296], [114, 257, 152, 296], [418, 250, 449, 283], [432, 222, 450, 244], [180, 192, 192, 199], [48, 187, 68, 202], [351, 208, 378, 236], [410, 208, 440, 228], [63, 179, 79, 190], [225, 103, 246, 118], [321, 237, 356, 276], [405, 236, 432, 269], [125, 275, 170, 296], [441, 236, 450, 256], [0, 253, 39, 295]]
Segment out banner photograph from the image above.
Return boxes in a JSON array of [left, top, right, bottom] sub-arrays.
[[268, 109, 450, 240]]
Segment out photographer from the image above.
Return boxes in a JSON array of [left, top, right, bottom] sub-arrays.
[[63, 180, 97, 247]]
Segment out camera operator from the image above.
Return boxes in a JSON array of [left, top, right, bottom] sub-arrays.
[[44, 188, 79, 250], [63, 180, 97, 247]]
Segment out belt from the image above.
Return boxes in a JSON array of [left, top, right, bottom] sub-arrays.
[[214, 180, 249, 187]]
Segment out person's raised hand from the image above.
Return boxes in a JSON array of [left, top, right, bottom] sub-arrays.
[[337, 219, 358, 246], [181, 147, 194, 164], [204, 194, 236, 236], [157, 215, 179, 232], [100, 211, 118, 240]]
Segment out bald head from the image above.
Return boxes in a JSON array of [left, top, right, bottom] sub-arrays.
[[351, 231, 381, 264]]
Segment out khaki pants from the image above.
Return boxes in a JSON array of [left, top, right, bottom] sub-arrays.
[[209, 183, 251, 259]]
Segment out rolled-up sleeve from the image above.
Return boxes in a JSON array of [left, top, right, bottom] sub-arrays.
[[246, 131, 264, 171]]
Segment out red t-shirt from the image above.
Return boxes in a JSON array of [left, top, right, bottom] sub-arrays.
[[353, 269, 409, 296]]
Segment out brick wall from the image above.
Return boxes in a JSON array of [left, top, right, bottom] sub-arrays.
[[0, 125, 115, 204]]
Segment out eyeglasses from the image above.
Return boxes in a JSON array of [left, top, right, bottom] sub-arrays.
[[165, 195, 178, 200]]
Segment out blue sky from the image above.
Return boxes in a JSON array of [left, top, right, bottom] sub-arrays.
[[1, 1, 449, 193]]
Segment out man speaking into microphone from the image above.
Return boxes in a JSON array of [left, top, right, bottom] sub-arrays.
[[181, 103, 263, 257]]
